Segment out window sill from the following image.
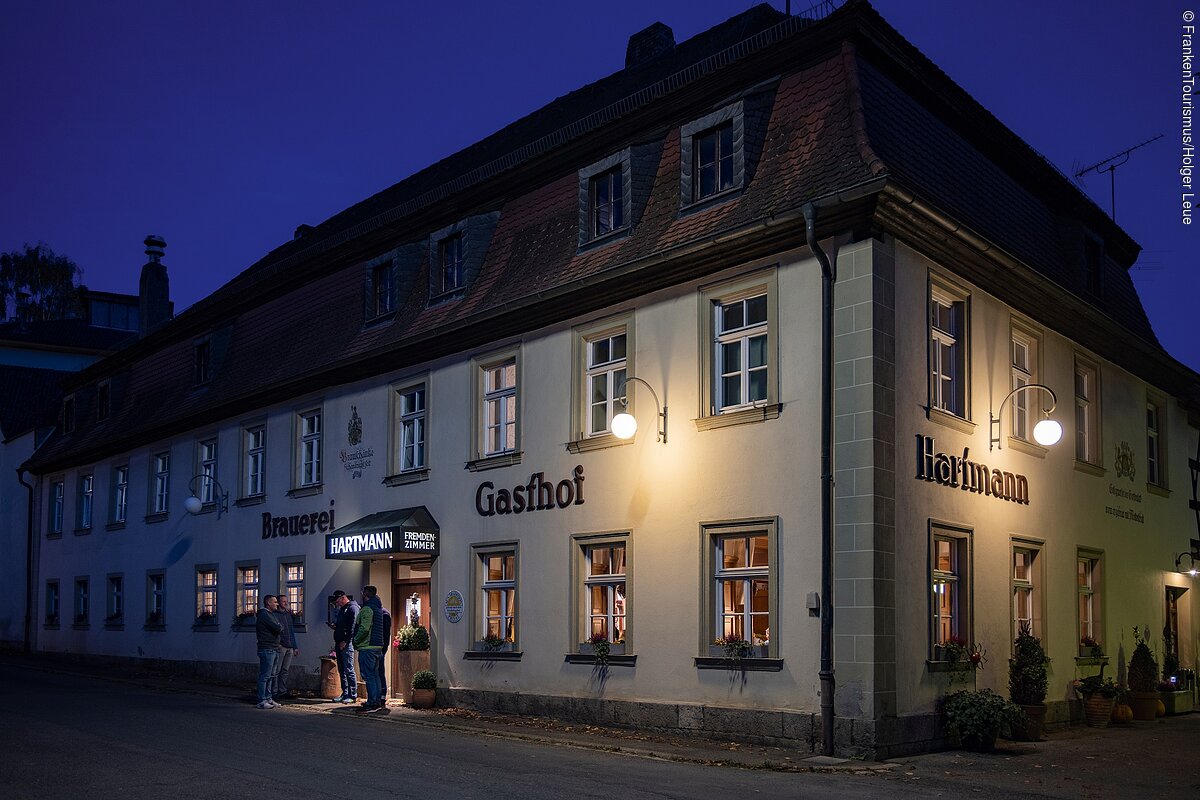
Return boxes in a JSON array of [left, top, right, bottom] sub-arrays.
[[926, 660, 981, 674], [1073, 460, 1106, 478], [144, 512, 169, 524], [104, 622, 124, 631], [565, 435, 632, 454], [46, 532, 62, 540], [235, 495, 267, 507], [73, 527, 92, 535], [680, 184, 743, 215], [429, 288, 466, 307], [44, 623, 59, 630], [1146, 482, 1170, 498], [192, 623, 220, 632], [1005, 437, 1047, 459], [926, 407, 975, 435], [466, 452, 523, 472], [287, 484, 323, 499], [1075, 656, 1109, 667], [363, 311, 397, 329], [694, 656, 783, 672], [72, 623, 91, 631], [694, 403, 782, 432], [190, 503, 219, 515], [462, 650, 523, 662], [564, 653, 637, 667], [383, 469, 430, 487], [105, 521, 126, 532], [577, 226, 631, 253], [143, 623, 166, 632]]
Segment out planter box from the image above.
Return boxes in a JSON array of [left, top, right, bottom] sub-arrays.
[[708, 644, 767, 659], [1161, 690, 1193, 715], [394, 649, 430, 703], [475, 641, 515, 653], [578, 642, 626, 657], [1128, 691, 1159, 721]]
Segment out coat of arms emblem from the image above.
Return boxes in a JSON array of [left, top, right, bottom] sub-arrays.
[[347, 406, 363, 446], [1114, 441, 1136, 481]]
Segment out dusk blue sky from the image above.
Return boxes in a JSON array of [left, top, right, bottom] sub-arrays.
[[2, 1, 1195, 371]]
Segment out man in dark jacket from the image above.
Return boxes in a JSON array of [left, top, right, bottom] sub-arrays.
[[330, 590, 359, 703], [352, 585, 391, 713], [255, 595, 283, 709], [273, 595, 299, 699]]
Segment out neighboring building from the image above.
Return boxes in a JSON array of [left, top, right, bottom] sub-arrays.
[[20, 1, 1200, 757]]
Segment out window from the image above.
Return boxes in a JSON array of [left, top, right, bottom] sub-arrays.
[[77, 473, 94, 530], [715, 294, 768, 412], [482, 358, 517, 457], [195, 568, 217, 624], [693, 122, 734, 201], [439, 234, 464, 295], [97, 381, 110, 421], [236, 564, 261, 619], [398, 384, 426, 472], [371, 261, 394, 316], [198, 438, 218, 504], [930, 283, 967, 418], [243, 424, 265, 497], [152, 452, 170, 514], [90, 299, 138, 330], [477, 549, 517, 644], [49, 480, 64, 534], [1010, 330, 1036, 440], [62, 395, 75, 434], [586, 331, 627, 436], [45, 580, 60, 625], [584, 543, 627, 643], [106, 575, 123, 624], [1146, 399, 1164, 487], [111, 465, 128, 524], [74, 577, 89, 626], [1011, 543, 1043, 642], [194, 339, 211, 386], [589, 167, 625, 239], [931, 527, 971, 658], [701, 519, 777, 656], [298, 410, 322, 487], [147, 572, 165, 626], [680, 102, 746, 207], [1077, 553, 1102, 650], [1074, 360, 1100, 464], [280, 561, 305, 622]]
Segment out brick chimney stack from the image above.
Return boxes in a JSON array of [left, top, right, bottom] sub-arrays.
[[139, 235, 171, 335], [625, 22, 674, 68]]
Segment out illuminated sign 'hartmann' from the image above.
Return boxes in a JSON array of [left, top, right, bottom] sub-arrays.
[[915, 435, 1030, 505], [327, 530, 394, 557]]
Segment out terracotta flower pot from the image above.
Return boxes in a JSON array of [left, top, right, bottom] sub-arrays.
[[1128, 691, 1159, 721], [1012, 704, 1047, 741], [410, 688, 435, 709], [1083, 694, 1115, 727]]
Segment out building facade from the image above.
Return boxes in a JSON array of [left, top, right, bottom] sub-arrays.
[[20, 1, 1200, 757]]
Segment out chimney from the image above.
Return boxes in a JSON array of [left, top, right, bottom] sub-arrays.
[[294, 223, 314, 240], [139, 235, 171, 335], [625, 22, 674, 68]]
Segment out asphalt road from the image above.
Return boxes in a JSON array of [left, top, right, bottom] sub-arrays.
[[0, 663, 906, 800]]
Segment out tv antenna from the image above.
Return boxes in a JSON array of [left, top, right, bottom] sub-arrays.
[[1074, 134, 1162, 222]]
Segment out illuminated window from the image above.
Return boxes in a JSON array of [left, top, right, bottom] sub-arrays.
[[280, 561, 305, 622], [237, 564, 261, 618], [586, 331, 627, 436], [481, 358, 517, 457], [1011, 543, 1042, 642], [930, 286, 967, 417], [476, 549, 516, 644], [702, 519, 776, 657], [195, 568, 217, 624], [714, 294, 768, 412], [1078, 553, 1102, 649], [931, 528, 971, 658], [398, 384, 426, 471], [1074, 360, 1100, 464], [584, 544, 626, 643]]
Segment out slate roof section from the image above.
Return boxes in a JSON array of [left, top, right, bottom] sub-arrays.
[[0, 365, 68, 442], [0, 319, 135, 353]]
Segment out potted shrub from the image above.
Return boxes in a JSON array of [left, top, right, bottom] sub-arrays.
[[479, 633, 514, 652], [1159, 636, 1193, 715], [1079, 635, 1104, 659], [1008, 624, 1049, 740], [410, 670, 436, 709], [942, 689, 1023, 751], [1073, 670, 1118, 727], [1127, 626, 1160, 720], [393, 624, 431, 702], [394, 624, 430, 651]]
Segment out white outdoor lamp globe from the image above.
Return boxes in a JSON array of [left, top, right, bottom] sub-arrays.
[[611, 411, 638, 440], [1033, 418, 1063, 447], [183, 495, 204, 515]]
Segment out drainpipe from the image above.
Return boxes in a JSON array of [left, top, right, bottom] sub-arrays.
[[17, 468, 35, 653], [803, 202, 836, 757]]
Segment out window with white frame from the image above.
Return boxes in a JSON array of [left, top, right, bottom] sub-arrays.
[[280, 561, 304, 622], [714, 294, 768, 412], [198, 438, 218, 504], [693, 122, 735, 201], [78, 473, 94, 530], [931, 528, 971, 657], [586, 330, 627, 436], [477, 550, 516, 644], [298, 410, 322, 487], [1146, 399, 1164, 487], [195, 568, 217, 624], [74, 577, 89, 625], [1074, 360, 1100, 464], [111, 465, 128, 524], [244, 424, 265, 497], [152, 452, 170, 514], [714, 531, 770, 646], [398, 384, 426, 472], [236, 564, 260, 619], [930, 284, 967, 417], [482, 358, 517, 457], [147, 572, 165, 626], [45, 580, 60, 625], [1011, 544, 1042, 641], [584, 543, 626, 643], [106, 575, 123, 624], [49, 480, 64, 534], [1010, 330, 1038, 440], [1077, 553, 1102, 650]]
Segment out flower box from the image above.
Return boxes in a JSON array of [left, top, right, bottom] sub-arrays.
[[578, 642, 625, 657], [1161, 690, 1193, 715]]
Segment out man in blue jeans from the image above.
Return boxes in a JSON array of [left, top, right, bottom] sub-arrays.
[[352, 585, 391, 713], [329, 590, 359, 703], [255, 594, 283, 709]]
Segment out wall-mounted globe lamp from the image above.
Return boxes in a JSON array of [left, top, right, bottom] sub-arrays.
[[1175, 540, 1200, 576], [183, 475, 229, 519], [989, 383, 1062, 450], [610, 376, 667, 444]]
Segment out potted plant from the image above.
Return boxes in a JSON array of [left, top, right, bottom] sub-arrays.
[[1073, 670, 1119, 727], [1079, 635, 1104, 659], [942, 689, 1023, 751], [1008, 624, 1049, 740], [234, 611, 256, 626], [713, 635, 755, 664], [410, 669, 436, 709], [1127, 626, 1160, 720], [939, 636, 986, 685], [393, 623, 431, 702], [394, 623, 430, 651], [195, 611, 216, 626], [479, 633, 513, 652], [583, 632, 611, 667], [1159, 634, 1193, 715]]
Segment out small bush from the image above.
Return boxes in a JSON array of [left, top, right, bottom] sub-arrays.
[[943, 689, 1024, 750], [394, 624, 430, 651], [1008, 624, 1049, 705], [411, 669, 437, 690], [1127, 626, 1159, 692]]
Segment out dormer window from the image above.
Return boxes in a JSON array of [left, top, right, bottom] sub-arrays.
[[693, 122, 735, 200], [62, 396, 75, 434], [680, 102, 746, 208], [194, 339, 211, 386], [427, 213, 500, 303], [97, 381, 111, 422], [372, 262, 395, 316], [363, 248, 417, 324], [439, 234, 465, 294], [589, 167, 625, 238]]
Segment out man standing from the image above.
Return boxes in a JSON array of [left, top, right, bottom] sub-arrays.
[[255, 594, 283, 709], [352, 585, 391, 713], [273, 594, 299, 700], [330, 590, 359, 704]]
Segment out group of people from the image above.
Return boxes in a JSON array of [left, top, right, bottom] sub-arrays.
[[255, 585, 391, 713]]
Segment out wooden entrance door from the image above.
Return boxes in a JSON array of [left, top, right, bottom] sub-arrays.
[[392, 579, 431, 700]]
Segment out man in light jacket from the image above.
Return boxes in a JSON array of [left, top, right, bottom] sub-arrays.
[[273, 594, 300, 699]]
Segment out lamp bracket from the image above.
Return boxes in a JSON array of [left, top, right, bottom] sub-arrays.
[[989, 383, 1057, 451]]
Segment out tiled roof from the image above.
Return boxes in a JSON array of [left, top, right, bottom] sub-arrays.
[[0, 365, 68, 442], [0, 319, 135, 353]]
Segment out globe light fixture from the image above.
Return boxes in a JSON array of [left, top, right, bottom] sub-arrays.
[[611, 411, 638, 440], [610, 376, 667, 443], [1032, 418, 1063, 447], [1176, 540, 1200, 577], [184, 474, 229, 519], [989, 383, 1061, 451]]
